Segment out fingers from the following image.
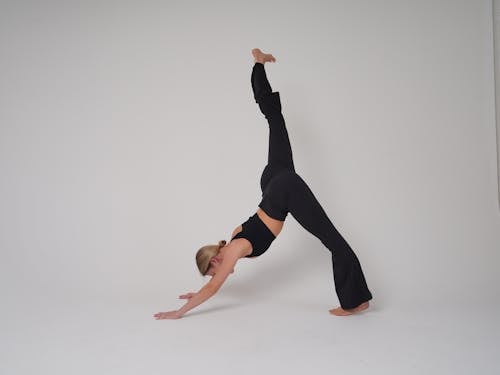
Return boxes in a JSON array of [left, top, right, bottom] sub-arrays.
[[153, 311, 181, 320], [179, 293, 195, 299]]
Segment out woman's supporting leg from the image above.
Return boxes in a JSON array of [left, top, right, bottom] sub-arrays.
[[251, 62, 295, 193], [283, 172, 373, 310]]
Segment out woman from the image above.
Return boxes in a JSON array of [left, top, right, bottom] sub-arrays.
[[154, 48, 373, 320]]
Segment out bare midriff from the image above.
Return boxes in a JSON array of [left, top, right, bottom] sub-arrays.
[[228, 208, 284, 258], [256, 207, 284, 237], [231, 208, 284, 240]]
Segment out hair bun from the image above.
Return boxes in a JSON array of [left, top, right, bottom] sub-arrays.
[[218, 240, 227, 247]]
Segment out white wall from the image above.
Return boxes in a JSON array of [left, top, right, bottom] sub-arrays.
[[1, 0, 499, 310]]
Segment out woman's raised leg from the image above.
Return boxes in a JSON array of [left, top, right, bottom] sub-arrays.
[[250, 49, 295, 193]]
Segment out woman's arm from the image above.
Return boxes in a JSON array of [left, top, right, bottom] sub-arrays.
[[154, 243, 240, 320]]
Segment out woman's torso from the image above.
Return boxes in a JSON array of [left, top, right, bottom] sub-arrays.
[[229, 208, 284, 258]]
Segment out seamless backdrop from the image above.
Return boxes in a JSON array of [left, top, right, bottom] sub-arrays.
[[1, 1, 499, 374]]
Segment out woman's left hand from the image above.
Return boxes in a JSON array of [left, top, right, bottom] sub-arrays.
[[153, 310, 183, 320]]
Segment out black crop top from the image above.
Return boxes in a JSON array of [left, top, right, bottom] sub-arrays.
[[230, 213, 276, 257]]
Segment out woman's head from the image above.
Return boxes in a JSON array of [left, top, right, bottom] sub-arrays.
[[196, 240, 226, 276]]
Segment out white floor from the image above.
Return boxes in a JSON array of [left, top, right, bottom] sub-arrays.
[[2, 292, 499, 375]]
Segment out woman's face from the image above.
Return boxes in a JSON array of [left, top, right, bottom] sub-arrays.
[[206, 255, 221, 276], [206, 255, 234, 276], [206, 265, 217, 276]]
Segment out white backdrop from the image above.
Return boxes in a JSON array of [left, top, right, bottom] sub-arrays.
[[1, 0, 499, 308], [1, 1, 499, 374]]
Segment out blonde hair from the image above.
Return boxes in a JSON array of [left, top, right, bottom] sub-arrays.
[[196, 240, 227, 276]]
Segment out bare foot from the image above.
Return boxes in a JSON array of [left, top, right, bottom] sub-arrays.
[[329, 301, 370, 316], [252, 48, 276, 64]]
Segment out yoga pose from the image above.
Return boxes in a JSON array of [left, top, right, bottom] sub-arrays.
[[154, 48, 373, 320]]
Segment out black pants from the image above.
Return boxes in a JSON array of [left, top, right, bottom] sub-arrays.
[[251, 62, 373, 309]]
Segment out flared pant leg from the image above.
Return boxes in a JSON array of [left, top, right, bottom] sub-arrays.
[[259, 170, 373, 309]]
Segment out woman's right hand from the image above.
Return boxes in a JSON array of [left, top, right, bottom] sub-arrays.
[[179, 292, 196, 299]]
